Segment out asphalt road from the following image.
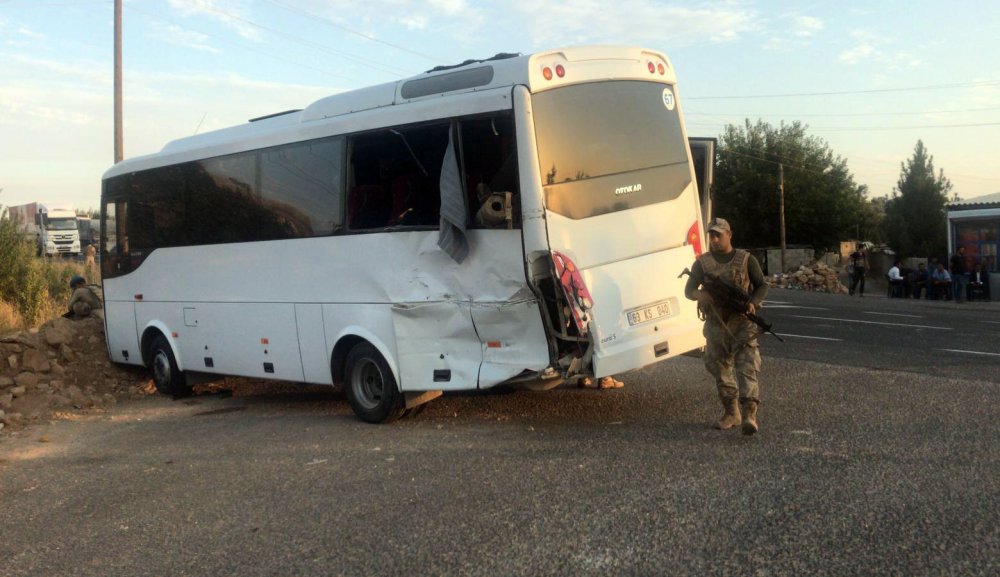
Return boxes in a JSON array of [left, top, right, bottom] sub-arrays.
[[1, 289, 998, 576], [764, 288, 1000, 382]]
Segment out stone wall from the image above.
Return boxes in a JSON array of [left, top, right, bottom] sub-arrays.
[[769, 261, 848, 293]]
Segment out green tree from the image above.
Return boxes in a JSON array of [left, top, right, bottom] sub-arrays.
[[713, 119, 869, 256], [883, 140, 951, 258], [861, 196, 887, 244]]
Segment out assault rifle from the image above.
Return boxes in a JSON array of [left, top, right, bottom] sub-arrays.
[[679, 268, 784, 342]]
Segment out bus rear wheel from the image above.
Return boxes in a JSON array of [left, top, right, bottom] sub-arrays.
[[344, 342, 403, 423], [149, 334, 192, 399]]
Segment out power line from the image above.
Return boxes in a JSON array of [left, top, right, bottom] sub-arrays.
[[180, 2, 415, 77], [127, 4, 355, 82], [846, 155, 1000, 182], [264, 0, 445, 64], [0, 0, 109, 6], [685, 120, 1000, 132], [691, 129, 1000, 185], [686, 106, 1000, 118], [685, 80, 1000, 100], [716, 148, 829, 176], [809, 122, 1000, 132]]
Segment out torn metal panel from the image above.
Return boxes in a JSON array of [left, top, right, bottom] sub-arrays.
[[471, 297, 550, 388], [391, 301, 481, 391], [404, 390, 443, 409]]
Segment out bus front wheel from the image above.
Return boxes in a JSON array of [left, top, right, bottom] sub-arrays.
[[149, 335, 192, 399], [344, 342, 403, 423]]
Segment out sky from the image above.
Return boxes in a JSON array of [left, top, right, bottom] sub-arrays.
[[1, 0, 998, 212]]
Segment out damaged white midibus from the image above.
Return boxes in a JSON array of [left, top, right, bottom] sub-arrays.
[[100, 45, 707, 422]]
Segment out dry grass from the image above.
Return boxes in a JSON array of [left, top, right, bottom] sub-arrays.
[[0, 257, 101, 333], [0, 299, 21, 336]]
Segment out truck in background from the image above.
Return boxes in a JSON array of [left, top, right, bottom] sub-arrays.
[[77, 216, 99, 251], [7, 202, 81, 256]]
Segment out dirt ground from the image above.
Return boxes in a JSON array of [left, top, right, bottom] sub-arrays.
[[0, 315, 339, 436], [0, 315, 157, 434]]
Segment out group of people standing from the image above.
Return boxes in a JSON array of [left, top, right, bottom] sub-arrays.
[[847, 243, 991, 302]]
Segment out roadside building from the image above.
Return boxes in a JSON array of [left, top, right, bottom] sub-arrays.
[[947, 192, 999, 298], [947, 192, 1000, 272]]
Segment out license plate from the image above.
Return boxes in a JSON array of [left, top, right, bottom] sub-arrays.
[[625, 300, 672, 326]]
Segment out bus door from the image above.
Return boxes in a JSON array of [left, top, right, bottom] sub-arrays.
[[688, 137, 716, 228], [101, 199, 142, 364]]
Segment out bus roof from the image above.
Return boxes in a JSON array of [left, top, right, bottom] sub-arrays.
[[104, 45, 675, 180]]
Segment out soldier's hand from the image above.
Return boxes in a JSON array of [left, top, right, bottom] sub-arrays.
[[746, 302, 757, 316]]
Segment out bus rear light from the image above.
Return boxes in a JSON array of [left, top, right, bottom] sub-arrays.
[[487, 341, 502, 348], [555, 64, 565, 78], [687, 221, 703, 256], [647, 61, 656, 73], [657, 63, 665, 75], [542, 66, 553, 80]]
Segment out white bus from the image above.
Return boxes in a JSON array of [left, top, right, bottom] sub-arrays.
[[101, 45, 707, 423]]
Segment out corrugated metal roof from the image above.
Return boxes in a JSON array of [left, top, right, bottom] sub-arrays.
[[949, 191, 1000, 208]]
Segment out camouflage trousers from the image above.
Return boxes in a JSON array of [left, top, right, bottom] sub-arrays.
[[703, 314, 761, 403]]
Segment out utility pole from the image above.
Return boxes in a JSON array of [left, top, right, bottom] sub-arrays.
[[114, 0, 123, 163], [779, 163, 786, 274]]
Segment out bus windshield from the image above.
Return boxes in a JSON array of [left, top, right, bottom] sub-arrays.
[[533, 80, 692, 220]]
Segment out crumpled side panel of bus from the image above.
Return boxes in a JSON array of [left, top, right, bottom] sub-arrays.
[[471, 286, 550, 387], [387, 231, 550, 391], [390, 301, 481, 391]]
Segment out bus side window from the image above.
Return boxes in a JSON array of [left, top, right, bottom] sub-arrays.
[[348, 184, 390, 229], [260, 137, 344, 237], [459, 114, 520, 229], [347, 123, 449, 230]]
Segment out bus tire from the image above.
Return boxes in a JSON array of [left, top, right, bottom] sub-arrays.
[[344, 342, 403, 424], [149, 335, 192, 399]]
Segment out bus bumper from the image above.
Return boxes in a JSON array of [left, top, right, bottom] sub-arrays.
[[593, 321, 705, 378]]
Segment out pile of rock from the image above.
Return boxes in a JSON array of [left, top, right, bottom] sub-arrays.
[[769, 261, 848, 294], [0, 316, 151, 433]]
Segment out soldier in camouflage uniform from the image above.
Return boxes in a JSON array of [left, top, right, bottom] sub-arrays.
[[684, 218, 768, 435]]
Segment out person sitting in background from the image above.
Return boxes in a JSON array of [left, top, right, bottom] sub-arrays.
[[887, 261, 905, 297], [909, 262, 930, 299], [66, 275, 103, 318], [968, 263, 991, 301], [930, 263, 952, 300]]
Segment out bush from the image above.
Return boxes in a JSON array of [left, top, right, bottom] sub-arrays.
[[0, 299, 21, 335], [0, 205, 59, 326], [1, 203, 101, 328], [0, 210, 39, 322], [16, 261, 47, 326], [44, 259, 81, 304]]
